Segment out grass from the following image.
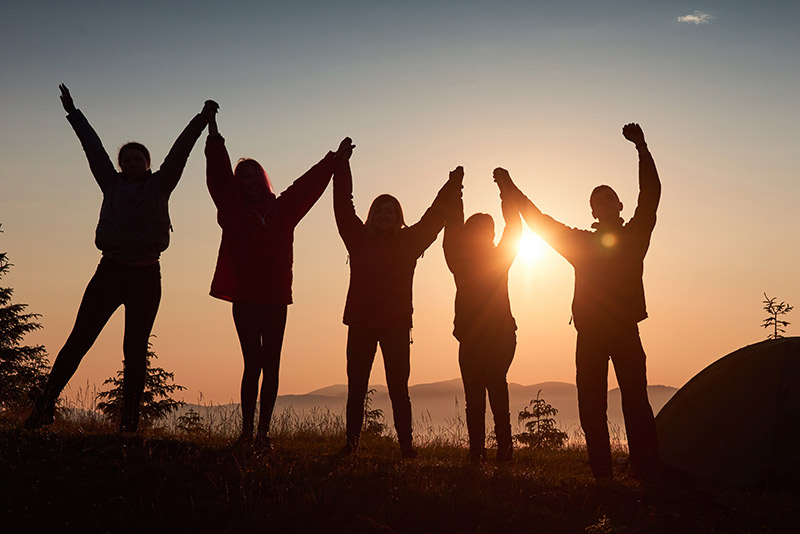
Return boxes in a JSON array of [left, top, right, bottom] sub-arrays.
[[1, 405, 799, 533]]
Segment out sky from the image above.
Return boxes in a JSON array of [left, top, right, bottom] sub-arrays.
[[2, 1, 799, 404]]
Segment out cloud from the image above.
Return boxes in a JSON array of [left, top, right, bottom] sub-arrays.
[[677, 11, 715, 24]]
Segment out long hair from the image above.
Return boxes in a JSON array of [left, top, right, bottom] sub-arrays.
[[366, 194, 406, 230], [118, 142, 151, 168], [234, 158, 276, 197]]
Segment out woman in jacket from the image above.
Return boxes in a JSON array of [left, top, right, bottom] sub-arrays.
[[442, 166, 521, 462], [26, 84, 214, 432], [206, 108, 351, 450], [333, 151, 459, 458]]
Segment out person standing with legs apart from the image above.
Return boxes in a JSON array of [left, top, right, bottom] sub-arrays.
[[442, 166, 521, 463], [205, 107, 351, 451], [333, 151, 459, 458], [26, 85, 215, 432], [496, 123, 661, 480]]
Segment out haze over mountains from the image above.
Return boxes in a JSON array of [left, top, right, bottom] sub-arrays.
[[187, 379, 678, 438]]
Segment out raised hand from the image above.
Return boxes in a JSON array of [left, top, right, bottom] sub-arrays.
[[59, 84, 76, 114], [334, 137, 355, 160], [493, 167, 512, 187], [449, 165, 464, 184], [201, 100, 219, 121], [622, 123, 646, 147]]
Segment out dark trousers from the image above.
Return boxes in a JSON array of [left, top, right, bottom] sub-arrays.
[[43, 257, 161, 431], [459, 332, 516, 456], [232, 301, 288, 437], [345, 326, 412, 446], [575, 322, 659, 478]]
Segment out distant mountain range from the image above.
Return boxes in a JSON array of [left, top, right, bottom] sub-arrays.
[[184, 379, 678, 438]]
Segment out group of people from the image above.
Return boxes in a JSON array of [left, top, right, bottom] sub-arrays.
[[25, 85, 662, 481]]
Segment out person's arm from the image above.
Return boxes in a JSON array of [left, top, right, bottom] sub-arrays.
[[622, 123, 661, 231], [496, 184, 522, 267], [332, 140, 364, 249], [159, 100, 217, 194], [442, 166, 466, 273], [60, 84, 116, 190], [279, 137, 352, 228], [407, 170, 461, 258], [204, 110, 235, 210], [493, 167, 580, 262]]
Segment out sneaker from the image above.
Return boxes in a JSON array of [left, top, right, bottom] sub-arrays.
[[254, 434, 273, 453], [400, 445, 418, 459]]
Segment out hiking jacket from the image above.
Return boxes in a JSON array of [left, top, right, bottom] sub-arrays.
[[206, 134, 334, 304], [67, 109, 206, 264], [520, 147, 660, 330], [443, 188, 520, 341], [333, 160, 454, 329]]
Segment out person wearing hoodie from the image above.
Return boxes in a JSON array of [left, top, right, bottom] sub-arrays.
[[25, 84, 214, 432], [205, 107, 351, 450], [495, 123, 661, 480], [442, 166, 521, 463], [333, 153, 459, 458]]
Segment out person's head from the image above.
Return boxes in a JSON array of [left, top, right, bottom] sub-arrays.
[[589, 185, 623, 222], [118, 142, 151, 176], [366, 194, 406, 231], [463, 213, 495, 246], [234, 159, 276, 200]]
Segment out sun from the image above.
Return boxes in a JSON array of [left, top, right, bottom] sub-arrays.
[[517, 229, 547, 263]]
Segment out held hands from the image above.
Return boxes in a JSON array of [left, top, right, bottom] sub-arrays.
[[334, 137, 355, 161], [622, 123, 646, 147], [59, 84, 76, 114], [449, 166, 464, 185], [201, 100, 219, 123]]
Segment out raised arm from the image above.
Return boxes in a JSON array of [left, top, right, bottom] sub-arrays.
[[442, 166, 466, 273], [278, 137, 351, 228], [622, 123, 661, 231], [493, 167, 581, 262], [407, 170, 461, 258], [204, 108, 235, 210], [159, 100, 216, 194], [333, 139, 364, 248], [61, 84, 116, 189], [496, 178, 522, 266]]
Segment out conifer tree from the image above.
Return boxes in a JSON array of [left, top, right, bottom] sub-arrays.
[[0, 225, 50, 410], [96, 338, 186, 427]]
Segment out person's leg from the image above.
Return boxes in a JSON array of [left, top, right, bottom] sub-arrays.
[[26, 261, 122, 429], [459, 340, 487, 461], [611, 324, 659, 478], [486, 332, 516, 462], [255, 303, 288, 444], [119, 263, 161, 432], [344, 326, 378, 451], [233, 301, 264, 440], [576, 328, 613, 479], [380, 328, 415, 457]]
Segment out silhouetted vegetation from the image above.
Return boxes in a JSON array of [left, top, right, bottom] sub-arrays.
[[4, 407, 799, 533], [0, 225, 50, 412], [96, 338, 185, 427], [762, 293, 793, 339], [515, 390, 569, 450]]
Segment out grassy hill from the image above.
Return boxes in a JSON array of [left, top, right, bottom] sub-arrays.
[[2, 412, 798, 533]]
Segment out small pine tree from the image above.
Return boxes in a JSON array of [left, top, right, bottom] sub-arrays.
[[176, 407, 207, 435], [762, 293, 793, 340], [96, 338, 186, 427], [362, 388, 386, 437], [0, 225, 50, 411], [514, 390, 568, 450]]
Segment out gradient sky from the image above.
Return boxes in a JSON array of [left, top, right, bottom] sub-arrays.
[[2, 1, 798, 404]]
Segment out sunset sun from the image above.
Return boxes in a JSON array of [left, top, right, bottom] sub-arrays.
[[517, 229, 547, 263]]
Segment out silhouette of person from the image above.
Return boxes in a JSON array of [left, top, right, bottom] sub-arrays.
[[333, 152, 459, 458], [496, 123, 661, 480], [443, 166, 521, 462], [25, 84, 215, 432], [205, 108, 351, 450]]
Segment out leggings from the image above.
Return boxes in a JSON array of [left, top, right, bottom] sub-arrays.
[[43, 257, 161, 431], [232, 301, 288, 437]]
